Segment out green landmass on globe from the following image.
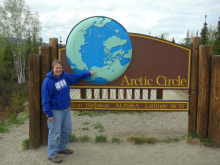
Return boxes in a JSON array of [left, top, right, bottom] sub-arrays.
[[66, 16, 132, 84]]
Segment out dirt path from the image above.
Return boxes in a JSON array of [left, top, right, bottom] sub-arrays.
[[1, 112, 220, 165]]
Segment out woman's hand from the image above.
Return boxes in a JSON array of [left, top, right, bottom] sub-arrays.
[[90, 72, 97, 76], [48, 117, 54, 122]]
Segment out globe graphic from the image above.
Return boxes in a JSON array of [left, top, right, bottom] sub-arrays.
[[66, 16, 132, 84]]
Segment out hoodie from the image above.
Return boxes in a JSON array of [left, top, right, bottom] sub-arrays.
[[41, 71, 91, 118]]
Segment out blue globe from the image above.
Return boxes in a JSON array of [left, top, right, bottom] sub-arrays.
[[66, 16, 132, 84]]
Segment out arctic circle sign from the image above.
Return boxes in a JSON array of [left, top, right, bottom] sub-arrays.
[[66, 16, 133, 84]]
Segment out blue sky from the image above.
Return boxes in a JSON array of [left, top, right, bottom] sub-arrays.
[[0, 0, 219, 44]]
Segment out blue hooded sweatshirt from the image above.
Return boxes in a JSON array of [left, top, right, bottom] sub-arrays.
[[41, 71, 91, 118]]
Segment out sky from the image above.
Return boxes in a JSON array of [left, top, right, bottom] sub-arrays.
[[0, 0, 220, 44]]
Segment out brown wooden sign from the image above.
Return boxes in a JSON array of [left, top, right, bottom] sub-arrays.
[[70, 100, 189, 111], [59, 33, 191, 89]]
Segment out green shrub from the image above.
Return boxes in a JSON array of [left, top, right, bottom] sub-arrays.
[[82, 127, 89, 130], [95, 135, 107, 142], [78, 135, 91, 142], [111, 137, 121, 142], [21, 139, 29, 150], [93, 123, 105, 132], [69, 133, 77, 142], [0, 124, 9, 133], [127, 136, 159, 144], [82, 122, 90, 125]]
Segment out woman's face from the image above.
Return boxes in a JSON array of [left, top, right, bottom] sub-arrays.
[[53, 63, 63, 77]]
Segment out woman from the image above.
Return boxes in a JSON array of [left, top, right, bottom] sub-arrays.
[[41, 59, 95, 163]]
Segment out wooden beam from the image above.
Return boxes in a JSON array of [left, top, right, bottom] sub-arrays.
[[188, 37, 200, 134], [208, 55, 220, 147], [39, 46, 50, 146], [197, 45, 212, 139], [29, 54, 41, 149], [49, 38, 58, 62]]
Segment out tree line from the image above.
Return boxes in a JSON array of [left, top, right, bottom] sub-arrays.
[[158, 16, 220, 55]]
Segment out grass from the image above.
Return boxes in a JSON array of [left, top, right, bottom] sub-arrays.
[[0, 81, 29, 124], [21, 139, 29, 150], [111, 136, 122, 142], [183, 133, 213, 147], [95, 135, 107, 143], [160, 137, 181, 143], [69, 133, 77, 142], [82, 122, 90, 125], [93, 123, 105, 132], [127, 136, 159, 144], [69, 133, 91, 142], [0, 110, 29, 133], [0, 124, 9, 133], [202, 138, 213, 147], [82, 127, 89, 130], [78, 135, 91, 142]]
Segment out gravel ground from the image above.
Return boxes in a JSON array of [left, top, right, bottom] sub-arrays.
[[1, 111, 220, 165]]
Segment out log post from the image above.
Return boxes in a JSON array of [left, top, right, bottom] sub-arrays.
[[39, 46, 51, 146], [29, 54, 41, 149], [197, 45, 212, 139], [208, 55, 220, 147], [188, 37, 200, 133], [49, 38, 58, 62]]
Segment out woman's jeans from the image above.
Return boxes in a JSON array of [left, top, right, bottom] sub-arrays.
[[47, 107, 72, 158]]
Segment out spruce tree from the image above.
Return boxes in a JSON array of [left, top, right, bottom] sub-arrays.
[[184, 29, 191, 48], [172, 37, 175, 43], [213, 18, 220, 55], [200, 15, 209, 45]]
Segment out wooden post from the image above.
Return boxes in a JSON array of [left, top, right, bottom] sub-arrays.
[[108, 89, 110, 99], [140, 89, 143, 99], [156, 89, 163, 99], [197, 45, 212, 139], [39, 46, 51, 146], [81, 89, 86, 99], [92, 89, 95, 99], [29, 55, 41, 149], [148, 89, 151, 99], [188, 37, 200, 134], [132, 89, 135, 99], [49, 38, 58, 62], [124, 89, 126, 99], [208, 55, 220, 147], [100, 89, 102, 99]]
